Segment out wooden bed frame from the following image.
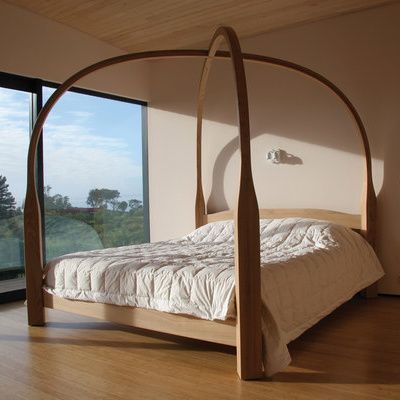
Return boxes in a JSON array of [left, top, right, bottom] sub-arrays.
[[24, 27, 377, 380]]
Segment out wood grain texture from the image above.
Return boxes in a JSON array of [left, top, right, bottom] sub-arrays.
[[44, 292, 236, 346], [196, 27, 262, 379], [24, 179, 45, 326], [4, 0, 396, 52], [1, 298, 399, 399]]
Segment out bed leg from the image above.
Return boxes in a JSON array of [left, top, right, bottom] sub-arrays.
[[26, 269, 45, 326], [24, 196, 45, 326], [234, 208, 263, 380], [24, 242, 45, 326], [27, 303, 45, 326], [236, 327, 263, 380]]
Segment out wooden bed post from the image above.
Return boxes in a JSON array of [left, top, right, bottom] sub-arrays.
[[195, 110, 205, 228], [196, 27, 263, 379], [24, 133, 45, 326], [24, 184, 45, 326]]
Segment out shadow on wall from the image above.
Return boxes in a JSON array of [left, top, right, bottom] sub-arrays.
[[207, 136, 303, 212], [377, 125, 400, 294], [149, 58, 368, 214], [149, 58, 378, 156]]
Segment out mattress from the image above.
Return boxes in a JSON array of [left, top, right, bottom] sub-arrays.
[[44, 218, 384, 376]]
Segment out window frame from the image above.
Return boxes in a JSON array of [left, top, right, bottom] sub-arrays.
[[0, 71, 149, 303]]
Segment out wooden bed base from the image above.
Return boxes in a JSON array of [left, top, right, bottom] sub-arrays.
[[24, 26, 377, 380], [43, 292, 236, 346]]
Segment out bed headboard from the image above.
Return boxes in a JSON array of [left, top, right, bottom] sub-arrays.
[[195, 51, 376, 248], [203, 208, 362, 229]]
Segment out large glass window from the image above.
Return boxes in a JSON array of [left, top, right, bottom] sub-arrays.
[[43, 86, 148, 259], [0, 86, 30, 296], [0, 73, 148, 301]]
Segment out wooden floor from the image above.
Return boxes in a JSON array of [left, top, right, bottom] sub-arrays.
[[0, 297, 399, 400]]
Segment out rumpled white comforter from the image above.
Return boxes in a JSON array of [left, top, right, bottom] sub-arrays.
[[44, 218, 384, 376]]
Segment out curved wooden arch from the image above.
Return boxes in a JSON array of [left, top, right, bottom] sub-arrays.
[[195, 53, 376, 245], [24, 32, 376, 377], [195, 26, 262, 379]]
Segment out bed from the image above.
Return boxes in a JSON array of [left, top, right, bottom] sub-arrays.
[[43, 218, 383, 376], [24, 26, 384, 380]]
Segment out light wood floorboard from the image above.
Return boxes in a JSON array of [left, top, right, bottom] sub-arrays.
[[0, 297, 399, 399]]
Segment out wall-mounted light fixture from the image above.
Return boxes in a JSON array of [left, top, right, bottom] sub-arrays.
[[266, 149, 283, 164]]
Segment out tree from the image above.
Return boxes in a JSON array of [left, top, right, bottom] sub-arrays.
[[0, 175, 17, 218], [44, 185, 72, 210], [87, 188, 120, 209], [109, 198, 120, 211], [128, 199, 142, 211], [117, 201, 128, 212], [86, 188, 103, 208]]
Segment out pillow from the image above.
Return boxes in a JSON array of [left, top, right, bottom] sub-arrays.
[[184, 220, 234, 243]]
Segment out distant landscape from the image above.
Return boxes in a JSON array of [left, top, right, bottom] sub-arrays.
[[0, 175, 146, 280]]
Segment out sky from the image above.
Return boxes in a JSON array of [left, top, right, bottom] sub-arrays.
[[0, 86, 144, 208], [0, 88, 29, 207]]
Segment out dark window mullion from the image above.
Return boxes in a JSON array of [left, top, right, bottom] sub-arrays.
[[30, 80, 46, 261], [42, 80, 146, 106], [0, 71, 36, 93], [141, 106, 150, 242]]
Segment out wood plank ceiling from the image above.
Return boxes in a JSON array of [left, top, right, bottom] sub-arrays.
[[4, 0, 397, 52]]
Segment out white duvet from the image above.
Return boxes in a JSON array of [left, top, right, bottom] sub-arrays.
[[44, 218, 384, 376]]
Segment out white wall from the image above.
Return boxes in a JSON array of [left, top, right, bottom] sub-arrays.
[[0, 0, 148, 99], [1, 1, 398, 294], [147, 3, 400, 294]]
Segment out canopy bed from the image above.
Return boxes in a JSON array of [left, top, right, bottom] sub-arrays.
[[24, 26, 384, 380]]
